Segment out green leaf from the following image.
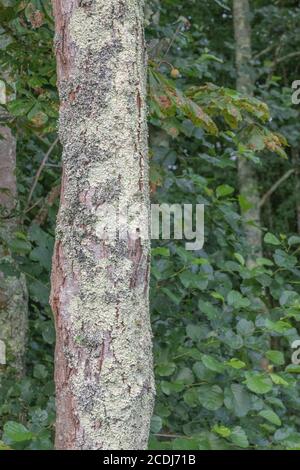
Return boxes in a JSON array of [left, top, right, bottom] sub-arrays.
[[230, 426, 249, 449], [274, 250, 297, 269], [270, 373, 289, 387], [216, 184, 234, 198], [234, 253, 245, 266], [150, 416, 162, 434], [245, 372, 273, 394], [264, 232, 281, 246], [175, 367, 194, 384], [161, 287, 182, 305], [186, 324, 204, 342], [238, 194, 253, 213], [172, 438, 199, 450], [227, 290, 250, 309], [8, 238, 31, 255], [33, 364, 48, 380], [212, 425, 231, 438], [179, 271, 208, 290], [156, 362, 176, 377], [266, 350, 285, 366], [236, 319, 255, 337], [160, 381, 184, 396], [259, 409, 281, 426], [285, 364, 300, 374], [3, 422, 33, 443], [183, 388, 199, 408], [226, 358, 246, 369], [198, 385, 223, 411], [224, 384, 251, 418], [152, 247, 170, 257], [7, 99, 34, 117], [288, 236, 300, 246], [265, 319, 293, 334], [279, 290, 299, 307], [198, 300, 219, 320], [202, 354, 224, 373]]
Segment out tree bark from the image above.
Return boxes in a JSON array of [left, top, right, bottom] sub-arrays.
[[51, 0, 155, 450], [0, 84, 28, 376], [233, 0, 262, 264]]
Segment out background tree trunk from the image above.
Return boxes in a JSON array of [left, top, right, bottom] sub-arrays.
[[0, 82, 28, 376], [51, 0, 155, 450], [233, 0, 262, 263]]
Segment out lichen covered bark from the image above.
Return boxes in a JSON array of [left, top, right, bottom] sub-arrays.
[[0, 125, 28, 375], [233, 0, 262, 264], [0, 270, 28, 374], [51, 0, 155, 450]]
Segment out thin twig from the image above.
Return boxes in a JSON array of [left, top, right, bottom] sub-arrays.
[[155, 433, 193, 440], [26, 137, 59, 209], [158, 22, 182, 68], [259, 169, 294, 208], [274, 51, 300, 66], [253, 44, 276, 60], [24, 197, 43, 214]]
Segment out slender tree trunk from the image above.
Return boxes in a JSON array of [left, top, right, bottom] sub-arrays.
[[0, 83, 28, 376], [233, 0, 262, 263], [51, 0, 155, 450]]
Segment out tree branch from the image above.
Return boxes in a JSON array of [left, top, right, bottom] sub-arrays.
[[259, 169, 295, 209], [26, 137, 59, 210]]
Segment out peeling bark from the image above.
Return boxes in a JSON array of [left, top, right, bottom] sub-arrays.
[[51, 0, 155, 450], [233, 0, 262, 264]]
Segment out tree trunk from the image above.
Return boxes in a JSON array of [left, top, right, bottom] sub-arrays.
[[0, 82, 28, 376], [51, 0, 155, 450], [233, 0, 262, 264]]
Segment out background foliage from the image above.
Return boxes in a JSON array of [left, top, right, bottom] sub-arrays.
[[1, 0, 300, 450]]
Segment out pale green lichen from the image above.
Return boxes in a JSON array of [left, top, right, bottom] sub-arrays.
[[54, 0, 154, 450], [0, 272, 28, 375]]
